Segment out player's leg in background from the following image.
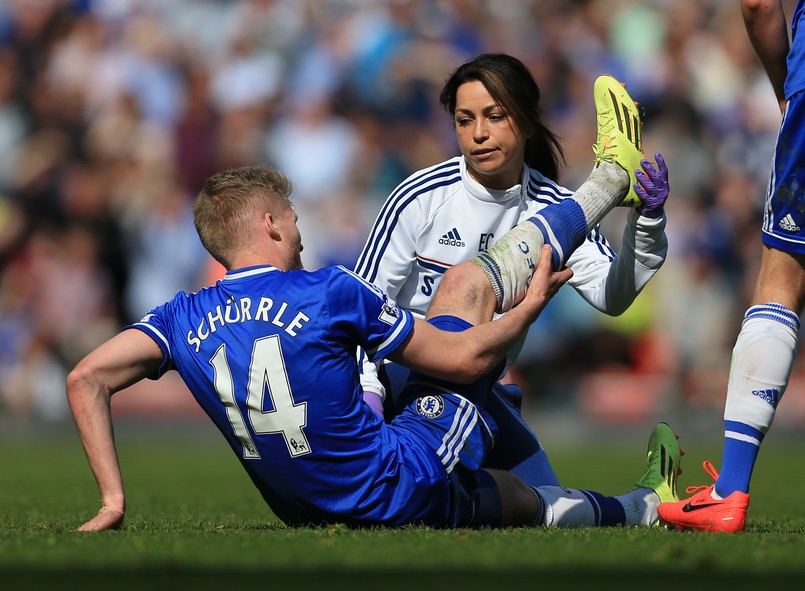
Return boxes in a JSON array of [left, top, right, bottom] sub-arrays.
[[395, 316, 680, 526], [717, 91, 805, 500], [458, 377, 676, 526], [717, 246, 805, 498], [656, 94, 805, 533], [656, 250, 802, 533]]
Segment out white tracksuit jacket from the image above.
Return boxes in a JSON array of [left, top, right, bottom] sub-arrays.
[[354, 155, 668, 400]]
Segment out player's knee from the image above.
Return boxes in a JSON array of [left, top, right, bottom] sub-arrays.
[[442, 262, 484, 294], [483, 469, 540, 526], [433, 262, 495, 316]]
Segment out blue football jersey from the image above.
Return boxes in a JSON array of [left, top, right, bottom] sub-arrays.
[[786, 0, 805, 98], [126, 264, 461, 526]]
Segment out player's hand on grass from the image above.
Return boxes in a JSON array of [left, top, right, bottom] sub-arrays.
[[78, 506, 125, 531], [635, 152, 669, 218], [78, 495, 125, 531]]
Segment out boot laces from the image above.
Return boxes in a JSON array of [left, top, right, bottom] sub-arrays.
[[684, 460, 719, 495]]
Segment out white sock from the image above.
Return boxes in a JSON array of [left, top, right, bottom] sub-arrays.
[[724, 304, 799, 432], [535, 486, 595, 527], [614, 488, 659, 526], [574, 161, 630, 232]]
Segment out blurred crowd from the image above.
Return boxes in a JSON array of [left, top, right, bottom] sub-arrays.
[[0, 0, 797, 424]]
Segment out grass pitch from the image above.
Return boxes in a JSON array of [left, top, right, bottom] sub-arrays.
[[2, 420, 804, 590]]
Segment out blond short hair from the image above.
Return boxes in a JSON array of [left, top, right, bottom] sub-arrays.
[[193, 166, 293, 268]]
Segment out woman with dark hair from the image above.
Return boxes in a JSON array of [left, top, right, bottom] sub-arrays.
[[354, 53, 672, 527], [437, 52, 565, 183]]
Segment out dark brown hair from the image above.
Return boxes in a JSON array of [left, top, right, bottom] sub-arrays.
[[439, 53, 565, 181]]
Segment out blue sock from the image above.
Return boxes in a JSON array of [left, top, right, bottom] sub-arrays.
[[580, 490, 626, 526], [528, 198, 588, 270], [716, 420, 763, 496]]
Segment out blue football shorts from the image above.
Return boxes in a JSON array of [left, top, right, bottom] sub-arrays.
[[385, 314, 506, 526], [762, 89, 805, 254], [390, 389, 498, 527]]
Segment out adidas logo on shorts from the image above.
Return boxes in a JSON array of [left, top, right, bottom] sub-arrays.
[[779, 214, 800, 232]]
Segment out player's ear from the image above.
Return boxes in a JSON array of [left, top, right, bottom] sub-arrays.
[[264, 212, 282, 241]]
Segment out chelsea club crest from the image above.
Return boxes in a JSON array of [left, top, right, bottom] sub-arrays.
[[415, 394, 445, 419]]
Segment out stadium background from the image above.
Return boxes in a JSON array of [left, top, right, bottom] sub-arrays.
[[1, 0, 803, 441]]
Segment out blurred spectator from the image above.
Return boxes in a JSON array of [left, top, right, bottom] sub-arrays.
[[0, 0, 798, 425], [122, 177, 207, 322], [0, 47, 25, 193]]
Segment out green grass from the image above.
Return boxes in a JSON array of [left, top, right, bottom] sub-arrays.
[[2, 423, 805, 590]]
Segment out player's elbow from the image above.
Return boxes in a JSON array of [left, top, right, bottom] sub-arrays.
[[66, 364, 89, 403], [741, 0, 764, 15], [66, 359, 106, 404], [741, 0, 772, 20]]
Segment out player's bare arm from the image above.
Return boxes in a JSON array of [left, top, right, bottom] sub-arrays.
[[389, 245, 572, 384], [741, 0, 790, 109], [67, 329, 164, 531]]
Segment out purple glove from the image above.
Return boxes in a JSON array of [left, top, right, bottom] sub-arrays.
[[634, 152, 669, 218], [363, 391, 385, 420]]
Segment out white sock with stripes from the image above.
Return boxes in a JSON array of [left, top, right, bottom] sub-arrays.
[[718, 303, 799, 495], [723, 304, 799, 433], [472, 161, 627, 312], [534, 485, 632, 527]]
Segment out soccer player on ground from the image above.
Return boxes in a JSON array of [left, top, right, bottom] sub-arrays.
[[355, 53, 677, 527], [70, 164, 567, 531], [658, 0, 805, 533]]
